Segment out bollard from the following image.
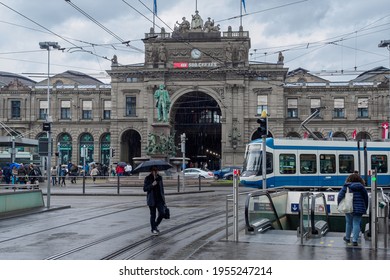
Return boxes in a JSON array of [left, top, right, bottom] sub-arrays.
[[177, 175, 180, 192], [198, 175, 201, 191], [82, 174, 86, 194], [117, 175, 120, 194]]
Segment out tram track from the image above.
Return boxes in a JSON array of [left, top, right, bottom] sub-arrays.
[[101, 209, 230, 260], [0, 202, 146, 245]]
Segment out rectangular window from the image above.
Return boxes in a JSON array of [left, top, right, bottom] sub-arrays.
[[287, 98, 298, 118], [257, 95, 268, 115], [339, 155, 354, 174], [126, 96, 136, 117], [300, 154, 317, 174], [279, 154, 296, 174], [60, 101, 71, 119], [333, 98, 345, 118], [357, 97, 368, 118], [82, 100, 92, 119], [371, 155, 388, 173], [39, 100, 48, 120], [320, 154, 335, 174], [103, 100, 111, 119], [310, 98, 321, 115], [11, 100, 21, 118]]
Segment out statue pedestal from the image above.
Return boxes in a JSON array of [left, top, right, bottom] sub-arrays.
[[151, 122, 171, 135]]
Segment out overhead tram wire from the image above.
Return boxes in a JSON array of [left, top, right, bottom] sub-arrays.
[[122, 0, 162, 30], [0, 1, 113, 64], [65, 0, 143, 53], [216, 0, 309, 23]]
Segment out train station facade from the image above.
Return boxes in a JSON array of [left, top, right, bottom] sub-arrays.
[[0, 11, 389, 169]]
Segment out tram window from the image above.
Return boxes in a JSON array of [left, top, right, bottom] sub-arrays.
[[339, 154, 354, 173], [300, 154, 317, 174], [279, 154, 296, 174], [371, 155, 388, 173], [266, 152, 273, 174], [320, 154, 335, 174]]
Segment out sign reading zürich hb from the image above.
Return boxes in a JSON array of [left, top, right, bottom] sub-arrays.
[[107, 10, 287, 169]]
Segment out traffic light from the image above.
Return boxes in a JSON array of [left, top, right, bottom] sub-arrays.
[[257, 110, 268, 137], [42, 122, 51, 132], [257, 117, 267, 136], [111, 148, 115, 158]]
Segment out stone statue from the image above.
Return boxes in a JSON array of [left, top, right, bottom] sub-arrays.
[[111, 55, 118, 65], [203, 17, 213, 32], [191, 10, 203, 30], [158, 43, 167, 63], [225, 42, 233, 61], [278, 51, 284, 64], [146, 133, 157, 154], [176, 17, 190, 33], [146, 45, 154, 63], [238, 44, 246, 62], [154, 84, 171, 122]]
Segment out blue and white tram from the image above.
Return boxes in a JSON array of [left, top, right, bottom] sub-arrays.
[[240, 138, 390, 189]]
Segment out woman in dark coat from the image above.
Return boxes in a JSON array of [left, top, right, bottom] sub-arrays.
[[337, 173, 368, 246], [143, 166, 166, 235]]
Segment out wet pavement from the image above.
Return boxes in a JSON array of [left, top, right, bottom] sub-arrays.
[[0, 178, 389, 260]]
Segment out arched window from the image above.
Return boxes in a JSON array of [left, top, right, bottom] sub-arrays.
[[79, 133, 94, 165], [58, 133, 72, 165], [100, 133, 110, 166]]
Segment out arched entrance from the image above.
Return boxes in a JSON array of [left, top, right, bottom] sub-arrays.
[[172, 91, 222, 170], [121, 129, 141, 166]]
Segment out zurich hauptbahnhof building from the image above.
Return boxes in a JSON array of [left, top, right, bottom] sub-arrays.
[[0, 10, 389, 171]]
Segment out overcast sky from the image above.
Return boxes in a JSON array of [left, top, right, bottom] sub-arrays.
[[0, 0, 389, 83]]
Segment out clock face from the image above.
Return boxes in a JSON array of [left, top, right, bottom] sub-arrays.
[[191, 48, 201, 59]]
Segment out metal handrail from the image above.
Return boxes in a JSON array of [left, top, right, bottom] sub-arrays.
[[244, 190, 283, 233], [310, 192, 330, 234], [299, 192, 312, 244]]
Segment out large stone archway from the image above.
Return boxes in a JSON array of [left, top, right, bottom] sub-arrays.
[[120, 129, 141, 166], [171, 91, 222, 170]]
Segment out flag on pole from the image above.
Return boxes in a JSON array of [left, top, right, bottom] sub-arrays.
[[242, 0, 247, 13], [153, 0, 157, 15], [352, 129, 357, 140], [382, 122, 389, 140]]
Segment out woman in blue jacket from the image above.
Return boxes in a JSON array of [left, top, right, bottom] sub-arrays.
[[337, 173, 368, 246], [143, 166, 166, 235]]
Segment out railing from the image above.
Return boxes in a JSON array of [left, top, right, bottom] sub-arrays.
[[0, 174, 211, 195], [299, 192, 329, 244], [299, 192, 312, 244]]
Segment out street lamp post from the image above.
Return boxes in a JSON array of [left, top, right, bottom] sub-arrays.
[[379, 40, 390, 139], [39, 41, 61, 208]]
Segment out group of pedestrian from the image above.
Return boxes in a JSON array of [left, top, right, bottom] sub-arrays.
[[0, 163, 41, 186]]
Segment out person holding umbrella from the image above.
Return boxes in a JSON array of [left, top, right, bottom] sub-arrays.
[[143, 165, 166, 235]]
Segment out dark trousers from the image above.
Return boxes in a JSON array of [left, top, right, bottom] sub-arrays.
[[149, 202, 165, 231]]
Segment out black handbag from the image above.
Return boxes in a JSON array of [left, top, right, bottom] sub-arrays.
[[164, 205, 170, 219]]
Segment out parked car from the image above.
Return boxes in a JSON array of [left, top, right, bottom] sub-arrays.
[[222, 169, 242, 180], [213, 166, 241, 179], [183, 168, 214, 178]]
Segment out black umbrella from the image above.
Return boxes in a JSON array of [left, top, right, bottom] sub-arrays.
[[132, 159, 173, 174]]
